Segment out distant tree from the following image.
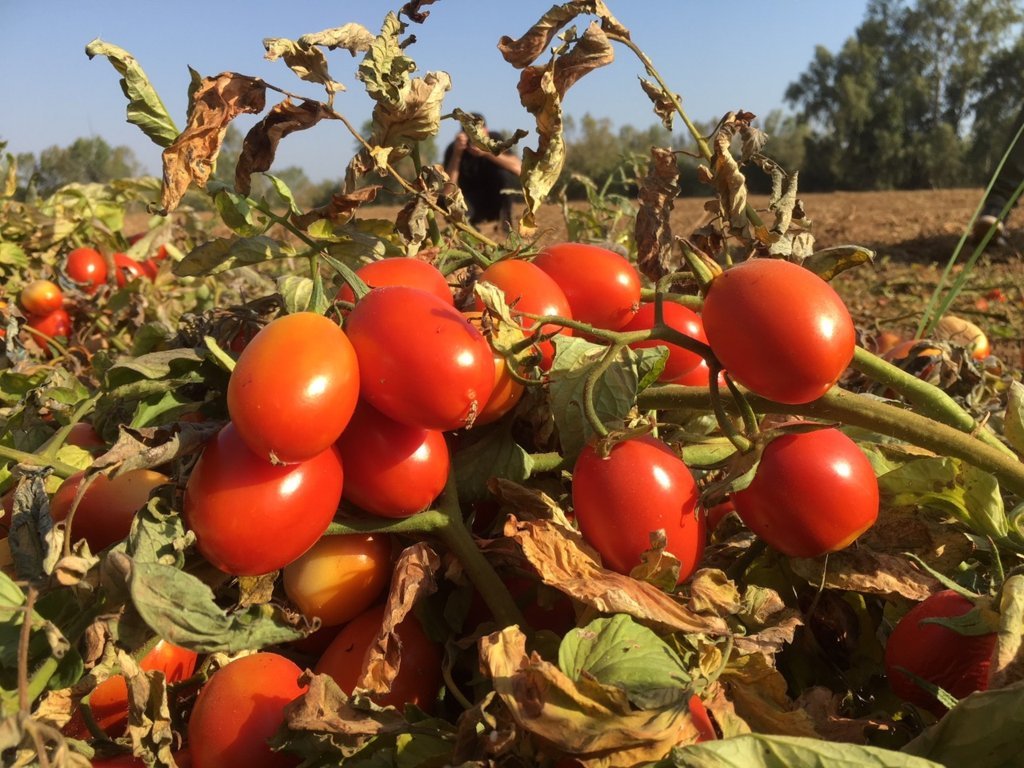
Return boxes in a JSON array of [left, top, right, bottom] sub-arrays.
[[29, 136, 141, 195], [966, 32, 1024, 177]]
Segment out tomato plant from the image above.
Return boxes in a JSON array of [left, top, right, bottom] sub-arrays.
[[463, 311, 524, 425], [532, 242, 642, 331], [336, 257, 452, 306], [64, 246, 108, 294], [335, 401, 450, 518], [188, 653, 305, 768], [346, 286, 495, 431], [314, 604, 442, 712], [19, 279, 63, 316], [621, 302, 708, 382], [572, 436, 704, 583], [283, 533, 392, 627], [701, 258, 856, 404], [731, 428, 878, 558], [183, 423, 343, 575], [227, 311, 360, 464]]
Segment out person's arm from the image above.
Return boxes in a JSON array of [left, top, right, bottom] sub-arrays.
[[486, 150, 522, 177]]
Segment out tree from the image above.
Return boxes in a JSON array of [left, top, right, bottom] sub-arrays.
[[28, 136, 141, 195]]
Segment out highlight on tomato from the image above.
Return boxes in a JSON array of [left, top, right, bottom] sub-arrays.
[[19, 279, 64, 316], [113, 253, 147, 286], [64, 246, 108, 294], [336, 257, 453, 306], [621, 301, 708, 382]]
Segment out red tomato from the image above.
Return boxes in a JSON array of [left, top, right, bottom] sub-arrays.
[[64, 640, 197, 738], [51, 469, 169, 552], [19, 279, 64, 315], [572, 436, 705, 583], [283, 533, 392, 627], [189, 653, 305, 768], [65, 247, 108, 294], [464, 311, 525, 425], [732, 428, 878, 558], [113, 253, 146, 286], [64, 421, 106, 453], [474, 259, 573, 370], [701, 259, 855, 404], [336, 401, 449, 518], [315, 604, 442, 711], [347, 287, 495, 431], [25, 308, 71, 348], [227, 312, 360, 464], [688, 694, 718, 741], [532, 242, 642, 331], [336, 258, 452, 306], [184, 424, 343, 575], [621, 302, 708, 382], [884, 590, 996, 716]]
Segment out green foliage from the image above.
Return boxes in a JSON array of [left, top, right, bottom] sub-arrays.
[[18, 137, 142, 198]]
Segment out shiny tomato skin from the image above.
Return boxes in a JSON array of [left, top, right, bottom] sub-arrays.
[[51, 469, 169, 552], [336, 258, 452, 306], [183, 424, 343, 576], [572, 436, 705, 583], [732, 428, 878, 558], [474, 259, 573, 370], [884, 590, 996, 716], [532, 242, 642, 331], [347, 287, 495, 431], [189, 652, 305, 768], [315, 604, 442, 711], [336, 401, 449, 518], [20, 279, 64, 316], [621, 302, 708, 382], [113, 253, 146, 286], [65, 247, 108, 294], [228, 312, 360, 464], [283, 533, 392, 627], [701, 259, 856, 404]]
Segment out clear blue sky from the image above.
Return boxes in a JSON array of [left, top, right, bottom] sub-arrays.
[[1, 1, 869, 182]]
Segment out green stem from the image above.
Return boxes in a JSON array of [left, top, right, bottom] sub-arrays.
[[0, 445, 79, 479], [582, 344, 626, 438], [37, 395, 101, 460], [528, 452, 567, 474]]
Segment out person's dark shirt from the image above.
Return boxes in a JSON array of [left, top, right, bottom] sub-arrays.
[[443, 131, 519, 224]]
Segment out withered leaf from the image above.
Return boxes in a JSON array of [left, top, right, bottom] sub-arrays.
[[159, 73, 267, 214], [635, 146, 681, 282], [498, 0, 627, 68], [126, 666, 176, 768], [358, 12, 416, 106], [451, 109, 528, 155], [505, 517, 729, 636], [640, 78, 679, 131], [91, 421, 220, 477], [706, 118, 749, 234], [991, 574, 1024, 688], [794, 687, 890, 745], [298, 24, 376, 55], [400, 1, 439, 24], [236, 99, 336, 195], [291, 186, 381, 231], [285, 671, 405, 737], [721, 652, 819, 738], [369, 71, 451, 151], [263, 37, 343, 95], [789, 548, 941, 602], [688, 568, 742, 616]]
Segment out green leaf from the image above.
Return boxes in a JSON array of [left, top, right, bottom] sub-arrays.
[[559, 614, 691, 709], [129, 561, 305, 653], [453, 423, 533, 503], [278, 275, 315, 314], [126, 496, 191, 568], [1003, 381, 1024, 456], [801, 245, 875, 281], [85, 39, 179, 148], [213, 187, 268, 237], [173, 236, 295, 277], [263, 173, 302, 216], [0, 243, 28, 268], [657, 734, 944, 767]]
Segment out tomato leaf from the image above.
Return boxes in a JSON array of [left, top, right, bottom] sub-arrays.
[[173, 235, 296, 277], [236, 99, 336, 195], [262, 37, 345, 97], [801, 245, 876, 281], [126, 495, 192, 569], [636, 146, 682, 282], [129, 560, 306, 653], [453, 423, 533, 503], [211, 186, 268, 238], [1003, 380, 1024, 456], [991, 574, 1024, 688]]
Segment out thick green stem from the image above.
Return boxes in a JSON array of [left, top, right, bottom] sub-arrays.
[[0, 446, 79, 479]]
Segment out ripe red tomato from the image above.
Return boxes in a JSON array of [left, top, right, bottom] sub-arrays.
[[463, 311, 525, 425], [732, 428, 878, 558], [701, 259, 856, 404], [65, 247, 108, 294], [336, 401, 450, 518], [189, 652, 305, 768], [532, 242, 642, 331], [51, 469, 169, 552], [621, 302, 708, 382], [113, 253, 146, 286], [19, 279, 64, 316], [884, 589, 997, 715], [184, 424, 344, 575], [346, 287, 495, 431], [25, 308, 71, 346], [336, 258, 452, 306], [64, 421, 106, 453], [64, 640, 197, 738], [688, 694, 718, 741], [572, 436, 705, 583], [228, 312, 360, 464], [283, 533, 392, 627], [315, 604, 442, 711], [474, 259, 573, 370]]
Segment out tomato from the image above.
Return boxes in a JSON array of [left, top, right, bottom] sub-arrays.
[[25, 308, 71, 346], [183, 423, 343, 575], [65, 247, 108, 294], [532, 242, 642, 331], [19, 279, 64, 316], [140, 257, 160, 280], [336, 258, 452, 306], [701, 258, 856, 404], [189, 653, 305, 768], [572, 436, 705, 583], [64, 640, 197, 738], [884, 589, 997, 716], [336, 401, 450, 518], [732, 428, 878, 558], [113, 253, 146, 286], [347, 287, 495, 431], [688, 694, 718, 742], [283, 533, 392, 627], [621, 302, 708, 382], [464, 311, 525, 425], [315, 604, 442, 711], [473, 259, 573, 370], [228, 312, 360, 464], [64, 421, 106, 453], [51, 469, 169, 552]]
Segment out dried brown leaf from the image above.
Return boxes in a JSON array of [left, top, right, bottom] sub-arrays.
[[789, 548, 941, 602], [263, 37, 343, 94], [505, 516, 729, 636], [721, 652, 819, 737], [237, 572, 279, 608], [235, 99, 336, 195], [498, 0, 626, 68], [708, 119, 749, 234], [92, 421, 221, 477], [290, 186, 381, 231], [640, 78, 679, 131], [125, 666, 176, 768], [159, 73, 267, 214], [688, 568, 742, 616], [794, 686, 892, 745], [285, 671, 405, 736], [298, 24, 376, 54], [401, 1, 439, 24], [991, 574, 1024, 688], [635, 146, 681, 282]]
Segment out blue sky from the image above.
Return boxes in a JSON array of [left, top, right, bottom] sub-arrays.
[[1, 1, 869, 182]]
